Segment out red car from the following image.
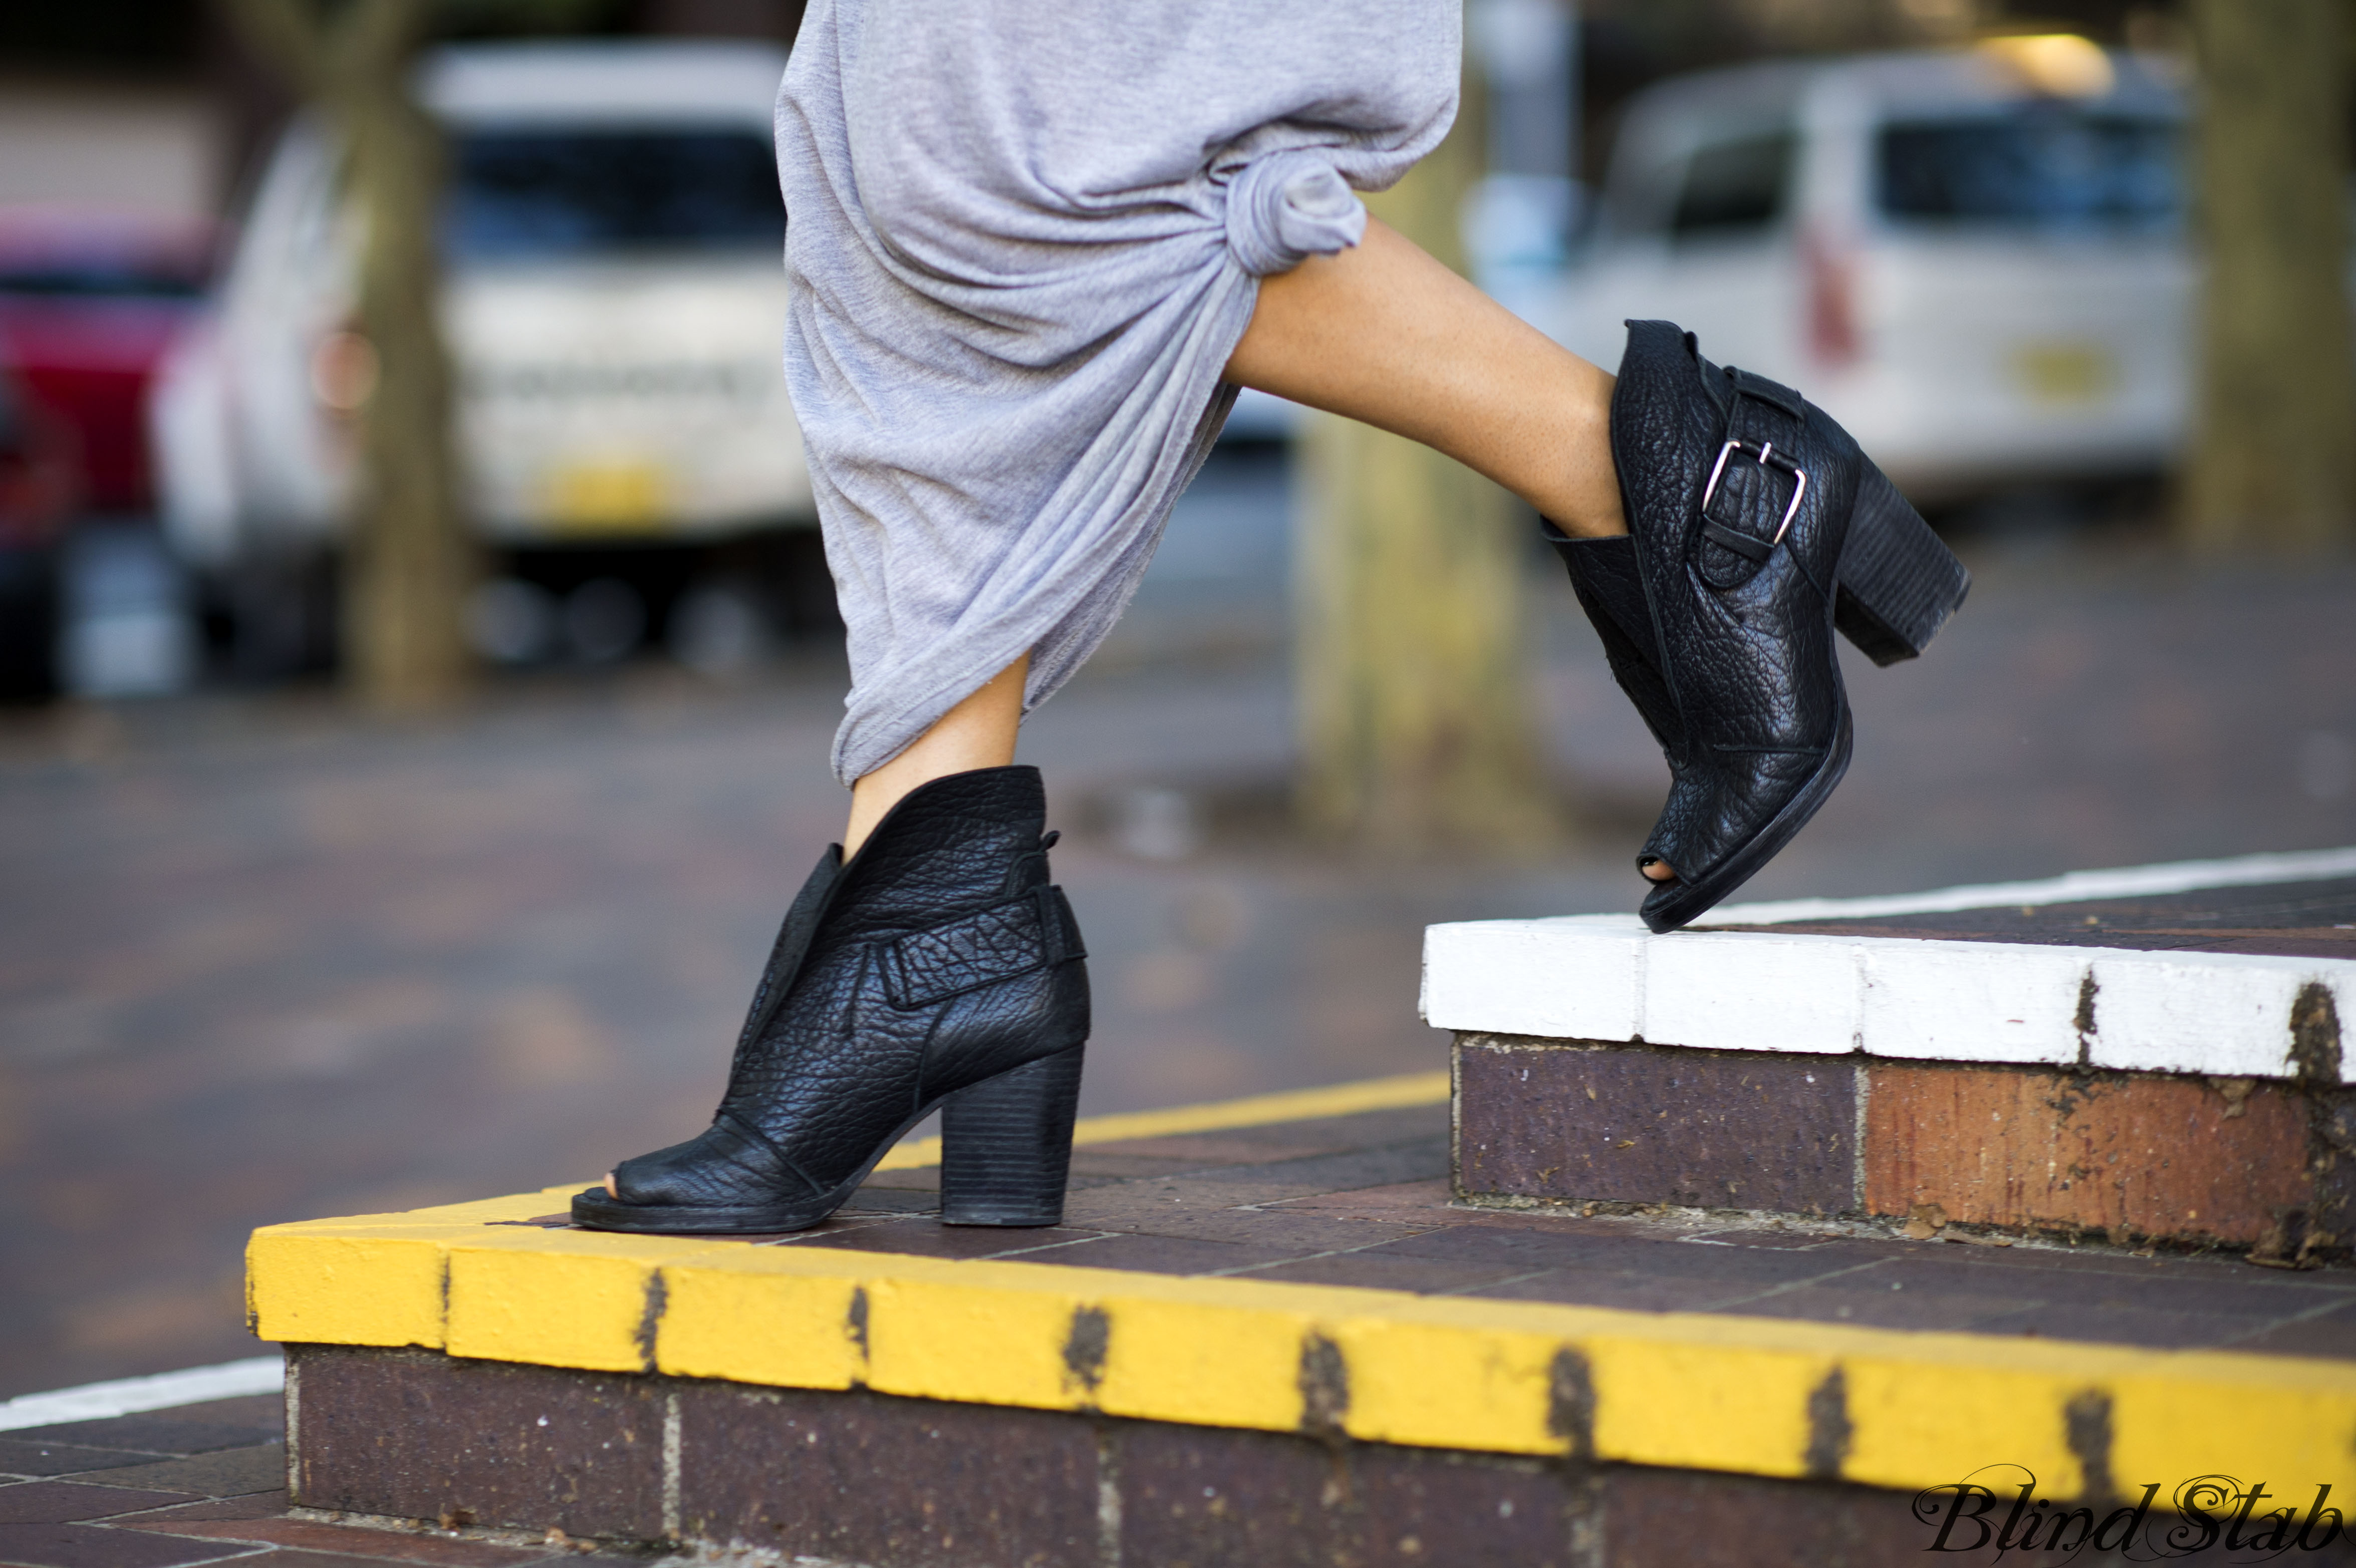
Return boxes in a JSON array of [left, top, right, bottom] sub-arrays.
[[0, 209, 215, 514]]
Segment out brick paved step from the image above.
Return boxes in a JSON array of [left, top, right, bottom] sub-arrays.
[[1429, 849, 2356, 1256], [26, 1376, 2352, 1568], [243, 1076, 2356, 1564]]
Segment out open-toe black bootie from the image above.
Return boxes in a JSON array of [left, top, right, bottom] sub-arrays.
[[573, 764, 1089, 1234], [1547, 320, 1970, 934]]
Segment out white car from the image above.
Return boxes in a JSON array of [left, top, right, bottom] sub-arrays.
[[152, 41, 815, 668], [1548, 41, 2192, 501]]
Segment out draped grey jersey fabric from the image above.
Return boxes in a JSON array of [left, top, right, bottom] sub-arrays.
[[776, 2, 1461, 785]]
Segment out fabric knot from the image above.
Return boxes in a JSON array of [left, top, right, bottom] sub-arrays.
[[1222, 150, 1367, 277]]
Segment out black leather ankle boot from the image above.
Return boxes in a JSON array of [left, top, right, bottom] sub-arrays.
[[573, 765, 1089, 1234], [1541, 527, 1679, 753], [1556, 321, 1968, 933]]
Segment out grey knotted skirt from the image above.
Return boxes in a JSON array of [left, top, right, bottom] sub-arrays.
[[776, 2, 1461, 784]]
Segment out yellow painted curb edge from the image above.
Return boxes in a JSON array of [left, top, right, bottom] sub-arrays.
[[246, 1074, 2356, 1493], [247, 1215, 2356, 1495]]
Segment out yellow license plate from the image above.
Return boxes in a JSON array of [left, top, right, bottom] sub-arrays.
[[2011, 342, 2117, 406], [542, 459, 671, 533]]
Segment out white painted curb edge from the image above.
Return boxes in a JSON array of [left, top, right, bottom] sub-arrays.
[[1421, 847, 2356, 1079], [0, 1355, 283, 1433]]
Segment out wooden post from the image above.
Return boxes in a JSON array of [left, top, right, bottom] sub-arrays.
[[2181, 0, 2356, 552], [1293, 78, 1558, 855], [229, 0, 475, 707]]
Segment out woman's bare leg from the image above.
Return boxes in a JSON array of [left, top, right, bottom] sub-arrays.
[[1227, 218, 1667, 876], [823, 225, 1611, 869], [843, 653, 1029, 856], [1224, 217, 1626, 541]]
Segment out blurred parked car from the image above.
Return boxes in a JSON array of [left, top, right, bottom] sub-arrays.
[[152, 41, 820, 675], [0, 211, 213, 515], [0, 362, 82, 700], [1550, 39, 2198, 501]]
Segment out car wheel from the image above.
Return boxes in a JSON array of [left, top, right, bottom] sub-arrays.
[[0, 545, 60, 703]]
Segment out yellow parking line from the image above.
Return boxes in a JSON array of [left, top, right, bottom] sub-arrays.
[[873, 1068, 1450, 1171]]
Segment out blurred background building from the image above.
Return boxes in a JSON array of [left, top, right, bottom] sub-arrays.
[[2, 0, 2351, 1399]]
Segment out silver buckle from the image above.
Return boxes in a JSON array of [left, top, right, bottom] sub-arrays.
[[1701, 439, 1808, 548]]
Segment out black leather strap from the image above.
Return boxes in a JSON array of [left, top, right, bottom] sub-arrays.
[[1700, 518, 1774, 564], [1703, 367, 1809, 569], [1729, 366, 1805, 422], [878, 885, 1084, 1010], [1721, 366, 1805, 466], [1043, 884, 1085, 965]]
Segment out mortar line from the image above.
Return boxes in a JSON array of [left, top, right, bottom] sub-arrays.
[[1699, 1257, 1896, 1313], [283, 1354, 300, 1501], [660, 1390, 681, 1539], [2212, 1289, 2356, 1349], [1429, 1267, 1557, 1297], [1198, 1227, 1461, 1279], [1095, 1427, 1122, 1568], [1854, 1058, 1871, 1216]]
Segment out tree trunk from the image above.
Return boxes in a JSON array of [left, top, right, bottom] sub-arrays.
[[334, 3, 474, 708], [2182, 0, 2356, 553], [1292, 75, 1558, 855], [339, 34, 475, 708], [228, 0, 475, 708]]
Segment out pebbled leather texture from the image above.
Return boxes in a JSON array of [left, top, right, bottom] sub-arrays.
[[1549, 326, 1967, 933], [1542, 530, 1679, 754], [1608, 321, 1862, 933], [574, 764, 1090, 1233], [880, 885, 1079, 1009]]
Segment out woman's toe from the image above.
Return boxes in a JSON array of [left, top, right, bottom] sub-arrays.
[[1641, 858, 1678, 883], [605, 1171, 618, 1198]]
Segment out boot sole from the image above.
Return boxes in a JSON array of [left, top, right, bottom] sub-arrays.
[[1639, 706, 1854, 934], [571, 1043, 1086, 1235]]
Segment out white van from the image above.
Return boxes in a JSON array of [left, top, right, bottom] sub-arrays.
[[1549, 41, 2193, 501], [152, 41, 816, 669]]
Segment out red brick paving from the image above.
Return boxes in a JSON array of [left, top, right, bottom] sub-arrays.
[[685, 1101, 2356, 1356], [1864, 1060, 2315, 1244]]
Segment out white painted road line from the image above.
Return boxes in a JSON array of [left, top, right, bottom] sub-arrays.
[[0, 1355, 283, 1432], [1699, 844, 2356, 926]]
